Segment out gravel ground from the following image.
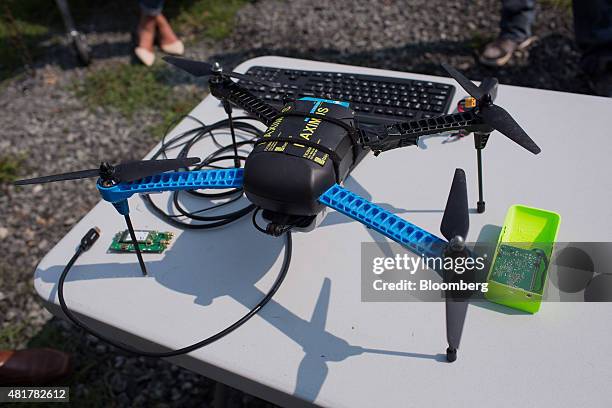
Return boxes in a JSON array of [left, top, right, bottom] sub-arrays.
[[0, 0, 585, 406], [219, 0, 587, 93]]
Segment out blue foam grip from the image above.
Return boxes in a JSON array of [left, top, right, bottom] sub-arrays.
[[318, 184, 446, 258], [97, 168, 244, 204]]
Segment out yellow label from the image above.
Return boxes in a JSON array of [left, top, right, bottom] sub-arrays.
[[263, 116, 284, 138], [259, 101, 334, 167], [299, 117, 322, 140]]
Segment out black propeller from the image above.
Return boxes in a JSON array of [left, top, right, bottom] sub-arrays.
[[441, 63, 541, 155], [163, 56, 281, 88], [440, 168, 469, 244], [14, 157, 200, 186], [439, 168, 472, 362], [444, 293, 469, 363]]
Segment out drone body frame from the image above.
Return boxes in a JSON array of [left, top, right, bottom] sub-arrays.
[[15, 58, 542, 362]]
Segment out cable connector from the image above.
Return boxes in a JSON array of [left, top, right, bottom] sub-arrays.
[[266, 223, 287, 237], [79, 227, 101, 251]]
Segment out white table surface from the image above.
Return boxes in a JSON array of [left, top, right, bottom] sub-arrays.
[[34, 56, 612, 407]]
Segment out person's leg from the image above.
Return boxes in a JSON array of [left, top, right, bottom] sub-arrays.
[[138, 0, 164, 51], [156, 14, 180, 46], [135, 0, 163, 66], [480, 0, 537, 67], [137, 13, 156, 52], [500, 0, 536, 42], [573, 0, 612, 96], [139, 0, 164, 18], [156, 10, 184, 55]]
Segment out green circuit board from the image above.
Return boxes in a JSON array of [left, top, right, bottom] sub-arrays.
[[489, 244, 548, 293], [109, 230, 173, 253]]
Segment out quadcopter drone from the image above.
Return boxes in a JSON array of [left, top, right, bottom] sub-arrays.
[[15, 57, 540, 362]]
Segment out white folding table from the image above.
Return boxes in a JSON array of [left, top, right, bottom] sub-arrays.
[[34, 56, 612, 407]]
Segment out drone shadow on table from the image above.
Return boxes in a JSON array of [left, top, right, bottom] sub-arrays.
[[37, 219, 445, 404]]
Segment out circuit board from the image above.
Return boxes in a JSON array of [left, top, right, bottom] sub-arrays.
[[109, 230, 173, 253], [489, 244, 547, 293]]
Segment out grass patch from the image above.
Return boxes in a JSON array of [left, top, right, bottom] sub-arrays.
[[74, 64, 174, 118], [0, 1, 49, 80], [0, 322, 28, 349], [541, 0, 572, 12], [74, 62, 202, 138], [27, 321, 70, 351], [0, 156, 21, 183], [0, 0, 95, 80], [26, 321, 113, 408], [0, 0, 247, 82], [167, 0, 249, 41]]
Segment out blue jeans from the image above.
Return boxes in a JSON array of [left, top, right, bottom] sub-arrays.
[[139, 0, 164, 16], [500, 0, 536, 42], [501, 0, 612, 74]]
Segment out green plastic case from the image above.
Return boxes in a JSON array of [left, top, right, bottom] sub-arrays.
[[485, 205, 561, 313]]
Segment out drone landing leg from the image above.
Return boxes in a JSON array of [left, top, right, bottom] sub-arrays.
[[474, 133, 489, 214], [124, 214, 147, 276], [476, 147, 485, 213], [222, 100, 241, 168]]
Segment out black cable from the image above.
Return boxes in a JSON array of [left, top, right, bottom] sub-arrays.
[[58, 228, 292, 357], [56, 109, 296, 356], [252, 207, 268, 234], [141, 115, 263, 228], [53, 104, 301, 357], [166, 193, 244, 218]]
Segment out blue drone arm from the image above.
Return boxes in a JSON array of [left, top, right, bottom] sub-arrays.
[[319, 176, 475, 364], [318, 184, 447, 259], [97, 168, 244, 215]]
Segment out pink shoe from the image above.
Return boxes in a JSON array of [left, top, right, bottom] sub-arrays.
[[134, 47, 155, 66], [160, 40, 184, 56]]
